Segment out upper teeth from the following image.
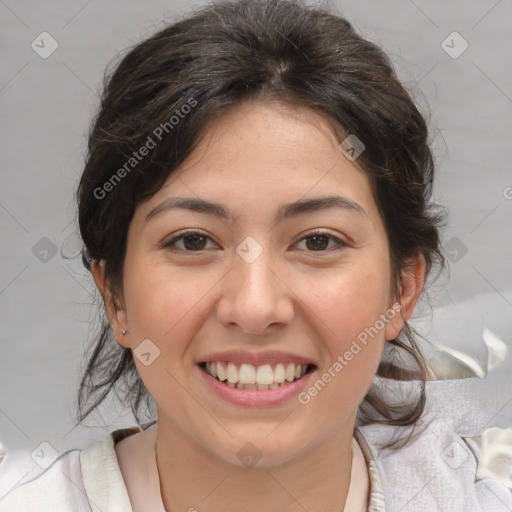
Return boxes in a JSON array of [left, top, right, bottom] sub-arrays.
[[205, 362, 308, 385]]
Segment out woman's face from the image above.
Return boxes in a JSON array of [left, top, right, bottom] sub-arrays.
[[102, 100, 415, 466]]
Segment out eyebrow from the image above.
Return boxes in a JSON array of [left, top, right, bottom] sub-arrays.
[[145, 195, 367, 224]]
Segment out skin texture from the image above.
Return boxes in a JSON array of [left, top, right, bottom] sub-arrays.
[[93, 100, 426, 511]]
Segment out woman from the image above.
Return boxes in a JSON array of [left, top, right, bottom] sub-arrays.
[[1, 0, 510, 510]]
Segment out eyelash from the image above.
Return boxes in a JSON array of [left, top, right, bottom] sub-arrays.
[[161, 229, 348, 253]]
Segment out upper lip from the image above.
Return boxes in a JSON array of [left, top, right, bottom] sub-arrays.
[[197, 349, 317, 367]]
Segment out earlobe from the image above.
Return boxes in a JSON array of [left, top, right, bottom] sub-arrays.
[[91, 259, 131, 348], [384, 253, 426, 340]]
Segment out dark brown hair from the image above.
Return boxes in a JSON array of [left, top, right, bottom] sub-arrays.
[[76, 0, 445, 444]]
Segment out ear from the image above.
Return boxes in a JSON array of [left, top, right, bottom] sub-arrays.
[[91, 259, 130, 348], [384, 253, 426, 341]]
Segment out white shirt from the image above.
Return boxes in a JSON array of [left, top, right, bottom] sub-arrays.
[[0, 421, 383, 512], [114, 422, 377, 512], [1, 379, 511, 511]]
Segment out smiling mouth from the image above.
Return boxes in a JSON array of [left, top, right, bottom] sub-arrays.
[[199, 361, 316, 390]]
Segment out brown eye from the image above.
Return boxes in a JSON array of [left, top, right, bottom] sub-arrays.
[[305, 234, 330, 251], [163, 231, 216, 252], [182, 234, 208, 250], [295, 231, 347, 252]]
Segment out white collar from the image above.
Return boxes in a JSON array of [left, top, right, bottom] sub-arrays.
[[80, 421, 385, 512]]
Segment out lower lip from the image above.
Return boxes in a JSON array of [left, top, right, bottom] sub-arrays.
[[197, 364, 316, 407]]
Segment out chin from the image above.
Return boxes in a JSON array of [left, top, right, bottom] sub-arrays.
[[209, 431, 309, 469]]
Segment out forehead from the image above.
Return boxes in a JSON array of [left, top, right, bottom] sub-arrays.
[[176, 100, 347, 176], [139, 100, 380, 224]]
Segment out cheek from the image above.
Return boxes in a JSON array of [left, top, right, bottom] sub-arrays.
[[303, 262, 392, 346], [296, 260, 391, 403], [121, 262, 216, 414], [124, 261, 192, 331], [122, 260, 220, 360]]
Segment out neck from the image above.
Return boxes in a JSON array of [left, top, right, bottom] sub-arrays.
[[155, 413, 355, 512]]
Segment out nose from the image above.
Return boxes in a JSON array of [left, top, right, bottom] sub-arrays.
[[215, 246, 295, 335]]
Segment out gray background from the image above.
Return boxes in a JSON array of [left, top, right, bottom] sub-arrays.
[[1, 0, 511, 476]]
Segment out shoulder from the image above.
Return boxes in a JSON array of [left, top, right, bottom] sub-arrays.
[[0, 449, 91, 511], [357, 379, 512, 512], [0, 425, 142, 512]]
